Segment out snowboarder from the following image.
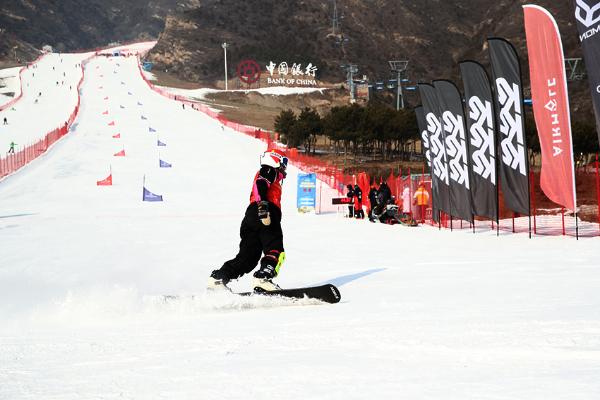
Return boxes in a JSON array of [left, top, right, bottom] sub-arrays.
[[8, 141, 17, 154], [208, 149, 289, 292]]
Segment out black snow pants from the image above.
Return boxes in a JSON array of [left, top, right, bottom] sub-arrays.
[[219, 202, 284, 280]]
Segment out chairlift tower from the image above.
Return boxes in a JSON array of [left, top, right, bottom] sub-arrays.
[[341, 64, 359, 101], [389, 60, 409, 110], [565, 58, 586, 81], [332, 0, 340, 36]]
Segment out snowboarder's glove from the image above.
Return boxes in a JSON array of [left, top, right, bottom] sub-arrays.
[[257, 201, 271, 225]]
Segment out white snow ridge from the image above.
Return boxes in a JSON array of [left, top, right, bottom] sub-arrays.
[[0, 49, 600, 400]]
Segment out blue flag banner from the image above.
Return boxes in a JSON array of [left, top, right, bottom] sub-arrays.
[[128, 92, 133, 95], [297, 173, 317, 211], [143, 187, 163, 202], [141, 115, 147, 120], [159, 159, 172, 168], [149, 127, 156, 133], [137, 101, 143, 106], [157, 140, 166, 146]]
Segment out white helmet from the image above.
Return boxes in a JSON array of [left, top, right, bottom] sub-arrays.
[[260, 149, 288, 170]]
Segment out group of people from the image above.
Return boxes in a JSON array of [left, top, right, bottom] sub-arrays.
[[345, 184, 366, 219], [346, 180, 430, 224]]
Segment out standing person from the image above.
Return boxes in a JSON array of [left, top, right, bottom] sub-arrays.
[[378, 180, 392, 206], [413, 182, 430, 223], [401, 185, 411, 217], [8, 141, 17, 154], [353, 184, 364, 219], [346, 184, 355, 218], [3, 117, 7, 125], [368, 183, 379, 222], [208, 149, 289, 292]]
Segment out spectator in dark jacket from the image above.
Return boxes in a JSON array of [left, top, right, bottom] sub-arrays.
[[368, 184, 379, 222], [346, 184, 355, 218], [378, 181, 392, 206]]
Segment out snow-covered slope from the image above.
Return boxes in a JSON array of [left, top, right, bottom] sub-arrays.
[[0, 53, 92, 152], [0, 53, 599, 400]]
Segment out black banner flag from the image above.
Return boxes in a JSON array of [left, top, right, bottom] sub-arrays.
[[459, 61, 498, 220], [488, 38, 530, 215], [415, 106, 431, 168], [433, 80, 473, 222], [573, 0, 600, 146], [418, 84, 451, 222]]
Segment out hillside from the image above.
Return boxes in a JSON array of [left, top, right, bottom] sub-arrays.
[[147, 1, 592, 117], [0, 0, 197, 64]]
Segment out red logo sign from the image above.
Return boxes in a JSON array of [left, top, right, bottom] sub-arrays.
[[237, 59, 261, 84]]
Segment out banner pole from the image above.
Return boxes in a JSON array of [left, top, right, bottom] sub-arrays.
[[528, 169, 532, 239], [408, 167, 412, 218], [596, 153, 600, 233], [576, 210, 579, 240]]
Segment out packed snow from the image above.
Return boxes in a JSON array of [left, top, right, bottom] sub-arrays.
[[0, 50, 599, 400]]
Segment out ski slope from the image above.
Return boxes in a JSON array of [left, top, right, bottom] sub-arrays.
[[0, 52, 93, 153], [1, 51, 600, 400]]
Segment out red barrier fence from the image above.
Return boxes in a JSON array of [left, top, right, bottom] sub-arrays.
[[0, 53, 96, 179]]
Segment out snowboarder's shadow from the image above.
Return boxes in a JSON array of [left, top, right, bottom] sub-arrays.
[[314, 268, 386, 287]]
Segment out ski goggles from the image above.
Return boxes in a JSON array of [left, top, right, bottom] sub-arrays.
[[280, 156, 289, 170]]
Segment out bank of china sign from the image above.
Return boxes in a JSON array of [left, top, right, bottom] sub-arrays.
[[266, 61, 318, 86]]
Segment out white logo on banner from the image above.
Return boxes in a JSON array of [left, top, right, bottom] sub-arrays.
[[421, 128, 431, 167], [496, 78, 527, 176], [426, 112, 449, 185], [442, 111, 470, 189], [265, 61, 318, 85], [576, 0, 600, 28], [468, 96, 496, 184]]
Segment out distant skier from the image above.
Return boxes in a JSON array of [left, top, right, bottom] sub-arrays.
[[8, 141, 17, 154], [3, 117, 7, 125], [208, 149, 289, 292]]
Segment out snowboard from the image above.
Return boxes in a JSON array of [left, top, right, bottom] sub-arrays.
[[163, 284, 341, 304], [239, 284, 341, 304]]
